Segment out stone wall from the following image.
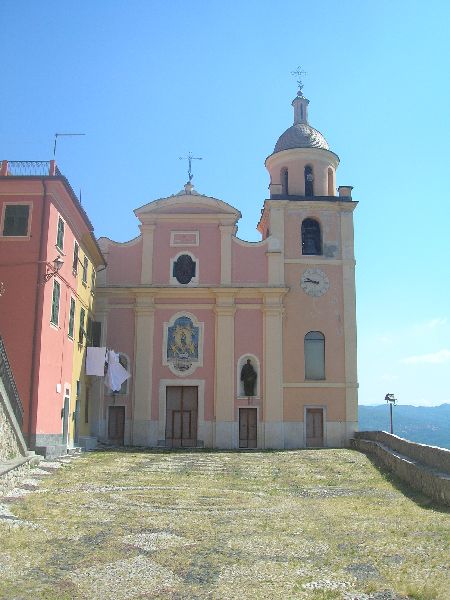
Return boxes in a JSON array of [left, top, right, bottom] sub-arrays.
[[0, 389, 27, 461], [353, 431, 450, 506], [0, 459, 32, 497]]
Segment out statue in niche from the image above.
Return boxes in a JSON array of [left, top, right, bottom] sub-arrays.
[[241, 359, 257, 396]]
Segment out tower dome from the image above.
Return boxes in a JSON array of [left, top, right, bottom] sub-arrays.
[[273, 92, 329, 153], [274, 123, 329, 153], [265, 89, 339, 198]]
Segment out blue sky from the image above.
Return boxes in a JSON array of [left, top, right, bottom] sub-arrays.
[[1, 1, 449, 406]]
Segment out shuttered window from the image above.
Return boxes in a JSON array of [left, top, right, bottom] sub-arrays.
[[79, 307, 85, 343], [56, 217, 65, 250], [51, 280, 61, 325], [82, 256, 88, 284], [72, 242, 79, 273], [68, 297, 75, 338], [304, 331, 325, 380], [2, 204, 30, 236]]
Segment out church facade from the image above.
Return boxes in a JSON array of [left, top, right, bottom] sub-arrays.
[[91, 89, 358, 449]]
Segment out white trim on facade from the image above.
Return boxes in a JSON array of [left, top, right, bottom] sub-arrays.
[[170, 230, 199, 247]]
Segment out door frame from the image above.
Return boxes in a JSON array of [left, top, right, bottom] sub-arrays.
[[108, 404, 126, 445], [158, 379, 205, 444], [238, 406, 258, 449], [304, 405, 327, 448], [165, 385, 199, 448]]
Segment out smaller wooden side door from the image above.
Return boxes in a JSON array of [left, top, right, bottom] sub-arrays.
[[239, 408, 257, 448], [108, 406, 125, 446], [306, 408, 324, 447]]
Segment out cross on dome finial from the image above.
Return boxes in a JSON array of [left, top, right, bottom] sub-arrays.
[[291, 66, 307, 96]]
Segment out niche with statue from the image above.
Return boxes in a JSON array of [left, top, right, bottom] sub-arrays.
[[237, 354, 260, 398]]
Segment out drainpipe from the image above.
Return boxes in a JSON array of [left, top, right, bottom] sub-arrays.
[[28, 178, 49, 446]]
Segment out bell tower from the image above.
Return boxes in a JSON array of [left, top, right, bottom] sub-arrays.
[[258, 81, 358, 448]]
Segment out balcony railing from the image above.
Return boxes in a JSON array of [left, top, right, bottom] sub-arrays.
[[0, 160, 60, 177], [0, 336, 24, 428]]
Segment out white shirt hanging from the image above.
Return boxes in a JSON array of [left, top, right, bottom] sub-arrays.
[[86, 347, 107, 376], [104, 350, 130, 392]]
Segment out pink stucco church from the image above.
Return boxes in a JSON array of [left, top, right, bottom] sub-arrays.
[[92, 88, 358, 449]]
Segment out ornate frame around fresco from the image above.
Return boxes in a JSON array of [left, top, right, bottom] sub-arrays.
[[162, 311, 204, 377]]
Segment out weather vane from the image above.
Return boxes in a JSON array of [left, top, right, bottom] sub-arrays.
[[291, 66, 307, 95], [179, 152, 202, 182]]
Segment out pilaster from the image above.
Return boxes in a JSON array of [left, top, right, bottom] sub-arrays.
[[340, 209, 358, 423], [140, 224, 155, 284], [263, 293, 284, 447], [219, 224, 235, 285], [267, 203, 285, 285], [214, 293, 235, 447], [93, 298, 109, 434], [263, 294, 284, 421], [132, 295, 155, 445]]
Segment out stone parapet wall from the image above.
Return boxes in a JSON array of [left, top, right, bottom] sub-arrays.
[[355, 431, 450, 472], [0, 391, 27, 461], [353, 431, 450, 506], [0, 459, 33, 498]]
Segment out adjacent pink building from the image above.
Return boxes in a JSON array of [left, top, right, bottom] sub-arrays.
[[0, 160, 105, 456], [92, 90, 358, 449]]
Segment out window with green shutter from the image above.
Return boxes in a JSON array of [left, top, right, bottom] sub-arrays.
[[56, 216, 65, 250], [82, 256, 88, 284], [72, 242, 79, 273], [2, 204, 30, 236], [68, 298, 76, 338], [51, 280, 61, 325], [91, 268, 96, 293], [79, 307, 85, 343]]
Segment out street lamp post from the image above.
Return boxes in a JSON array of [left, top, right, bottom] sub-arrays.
[[385, 393, 397, 434]]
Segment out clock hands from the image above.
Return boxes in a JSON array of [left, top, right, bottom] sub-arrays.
[[304, 277, 320, 284]]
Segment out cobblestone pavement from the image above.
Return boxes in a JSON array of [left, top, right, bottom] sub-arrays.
[[0, 449, 448, 599]]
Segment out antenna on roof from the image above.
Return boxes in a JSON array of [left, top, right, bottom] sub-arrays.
[[53, 133, 86, 158]]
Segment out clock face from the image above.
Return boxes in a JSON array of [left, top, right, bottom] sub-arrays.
[[301, 268, 330, 297]]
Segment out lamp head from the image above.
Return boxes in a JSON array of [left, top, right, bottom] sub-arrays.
[[53, 256, 64, 272]]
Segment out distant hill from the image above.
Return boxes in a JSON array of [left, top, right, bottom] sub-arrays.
[[358, 403, 450, 450]]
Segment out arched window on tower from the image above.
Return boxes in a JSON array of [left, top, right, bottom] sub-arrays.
[[281, 168, 289, 195], [304, 165, 314, 196], [304, 331, 325, 380], [327, 167, 334, 196], [301, 218, 322, 255]]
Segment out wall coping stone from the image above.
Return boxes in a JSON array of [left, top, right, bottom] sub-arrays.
[[0, 454, 39, 478], [352, 432, 450, 506], [355, 431, 450, 474]]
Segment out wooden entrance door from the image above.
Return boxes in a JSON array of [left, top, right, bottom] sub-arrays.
[[108, 406, 125, 445], [306, 408, 324, 447], [165, 386, 198, 448], [239, 408, 257, 448]]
